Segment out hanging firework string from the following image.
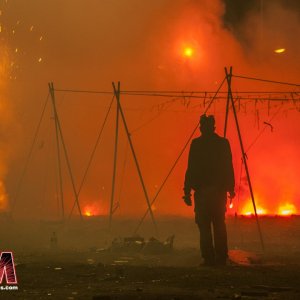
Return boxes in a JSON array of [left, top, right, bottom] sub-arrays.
[[11, 71, 300, 237]]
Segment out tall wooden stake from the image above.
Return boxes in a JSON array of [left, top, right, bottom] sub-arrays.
[[49, 83, 65, 220], [112, 82, 159, 237], [223, 67, 231, 137], [109, 85, 120, 232], [225, 68, 265, 252], [49, 82, 83, 220]]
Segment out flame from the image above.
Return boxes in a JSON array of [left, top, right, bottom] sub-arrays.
[[241, 200, 267, 216], [84, 207, 93, 217], [83, 204, 102, 217], [274, 48, 286, 54], [278, 203, 296, 216], [85, 211, 91, 217]]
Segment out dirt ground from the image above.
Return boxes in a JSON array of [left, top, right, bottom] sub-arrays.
[[1, 216, 300, 299]]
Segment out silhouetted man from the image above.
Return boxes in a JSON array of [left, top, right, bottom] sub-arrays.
[[183, 114, 235, 266]]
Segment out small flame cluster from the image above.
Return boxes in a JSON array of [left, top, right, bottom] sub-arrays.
[[229, 200, 297, 216]]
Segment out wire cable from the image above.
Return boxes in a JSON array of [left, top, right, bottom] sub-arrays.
[[233, 74, 300, 88]]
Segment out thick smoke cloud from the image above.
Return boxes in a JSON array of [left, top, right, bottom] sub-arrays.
[[0, 0, 299, 219]]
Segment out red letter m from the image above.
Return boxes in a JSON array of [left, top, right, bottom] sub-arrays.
[[0, 252, 17, 284]]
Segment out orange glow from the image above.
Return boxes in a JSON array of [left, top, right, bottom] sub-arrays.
[[183, 47, 194, 57], [278, 203, 296, 216], [241, 200, 267, 216], [83, 205, 98, 217], [274, 48, 286, 54], [84, 210, 92, 217], [229, 202, 233, 209]]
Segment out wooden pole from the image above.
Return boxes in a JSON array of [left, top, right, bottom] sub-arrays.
[[223, 67, 231, 137], [225, 68, 265, 252], [48, 83, 65, 220], [49, 82, 83, 220], [109, 86, 119, 232], [112, 82, 159, 237]]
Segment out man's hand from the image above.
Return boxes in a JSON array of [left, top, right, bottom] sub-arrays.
[[182, 194, 192, 206]]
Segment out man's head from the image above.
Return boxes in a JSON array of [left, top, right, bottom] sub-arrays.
[[200, 114, 215, 135]]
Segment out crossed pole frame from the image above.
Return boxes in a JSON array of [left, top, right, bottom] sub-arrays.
[[110, 82, 158, 236], [224, 67, 265, 252], [48, 82, 83, 220]]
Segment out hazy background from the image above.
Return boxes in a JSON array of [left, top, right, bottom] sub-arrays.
[[0, 0, 299, 221]]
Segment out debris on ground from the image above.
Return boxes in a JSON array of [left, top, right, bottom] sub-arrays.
[[109, 235, 175, 254]]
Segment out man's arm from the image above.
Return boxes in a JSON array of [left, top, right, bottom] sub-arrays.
[[183, 141, 195, 205]]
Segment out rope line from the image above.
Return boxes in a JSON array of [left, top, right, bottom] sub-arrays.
[[233, 74, 300, 87]]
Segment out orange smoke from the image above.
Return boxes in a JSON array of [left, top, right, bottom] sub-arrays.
[[0, 181, 8, 211]]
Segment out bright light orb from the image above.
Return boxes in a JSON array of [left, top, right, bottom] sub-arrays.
[[183, 47, 194, 57]]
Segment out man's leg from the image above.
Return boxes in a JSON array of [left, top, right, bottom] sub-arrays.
[[212, 211, 228, 265], [196, 212, 215, 265]]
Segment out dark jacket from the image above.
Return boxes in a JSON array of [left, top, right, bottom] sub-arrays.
[[184, 133, 234, 194]]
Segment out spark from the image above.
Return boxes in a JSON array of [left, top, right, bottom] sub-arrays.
[[38, 57, 42, 63], [39, 36, 43, 41], [274, 48, 286, 54], [30, 25, 34, 32], [229, 203, 233, 209]]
